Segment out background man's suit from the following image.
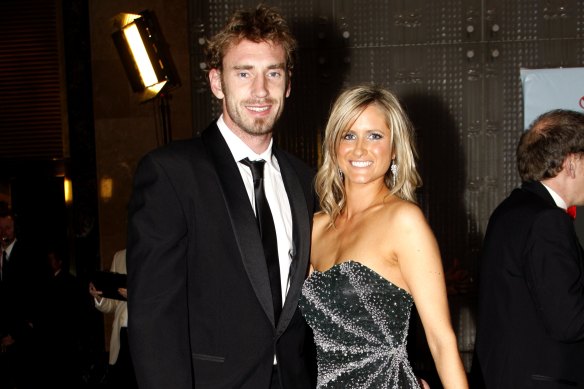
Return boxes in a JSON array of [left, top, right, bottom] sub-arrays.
[[0, 239, 43, 389], [127, 122, 317, 389], [475, 180, 584, 388]]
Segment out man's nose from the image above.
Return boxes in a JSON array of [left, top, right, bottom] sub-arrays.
[[252, 76, 268, 98]]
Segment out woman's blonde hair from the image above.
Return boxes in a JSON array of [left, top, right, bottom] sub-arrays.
[[315, 84, 422, 222]]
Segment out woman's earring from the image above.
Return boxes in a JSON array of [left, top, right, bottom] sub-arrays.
[[391, 160, 398, 187], [338, 168, 344, 180]]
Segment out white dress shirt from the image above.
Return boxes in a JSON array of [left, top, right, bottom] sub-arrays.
[[3, 238, 16, 259], [542, 183, 567, 210], [1, 238, 15, 280], [217, 115, 294, 303]]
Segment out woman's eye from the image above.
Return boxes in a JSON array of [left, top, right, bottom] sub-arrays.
[[342, 133, 356, 140], [369, 133, 383, 140]]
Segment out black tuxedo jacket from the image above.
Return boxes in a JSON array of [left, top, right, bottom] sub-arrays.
[[475, 181, 584, 388], [127, 122, 317, 389], [0, 239, 43, 341]]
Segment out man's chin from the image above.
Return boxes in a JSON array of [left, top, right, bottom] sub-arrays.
[[248, 128, 273, 136], [243, 120, 276, 136]]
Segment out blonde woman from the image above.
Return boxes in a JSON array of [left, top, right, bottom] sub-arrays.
[[299, 85, 468, 388]]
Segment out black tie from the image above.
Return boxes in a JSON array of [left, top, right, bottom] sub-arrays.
[[240, 158, 282, 323]]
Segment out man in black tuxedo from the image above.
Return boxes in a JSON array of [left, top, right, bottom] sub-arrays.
[[475, 109, 584, 388], [127, 5, 316, 389], [0, 205, 43, 388]]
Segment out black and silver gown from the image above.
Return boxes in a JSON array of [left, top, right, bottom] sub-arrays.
[[299, 260, 421, 389]]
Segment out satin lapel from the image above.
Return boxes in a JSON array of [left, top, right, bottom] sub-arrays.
[[274, 149, 311, 336], [202, 125, 275, 325]]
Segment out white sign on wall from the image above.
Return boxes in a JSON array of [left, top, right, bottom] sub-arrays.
[[520, 67, 584, 130]]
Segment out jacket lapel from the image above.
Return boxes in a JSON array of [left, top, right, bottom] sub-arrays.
[[273, 148, 312, 335], [202, 124, 275, 325]]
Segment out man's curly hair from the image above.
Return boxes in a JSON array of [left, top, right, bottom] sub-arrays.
[[204, 4, 297, 74]]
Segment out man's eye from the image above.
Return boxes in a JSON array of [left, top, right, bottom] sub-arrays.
[[238, 72, 249, 78]]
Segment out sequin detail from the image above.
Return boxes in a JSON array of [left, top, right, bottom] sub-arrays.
[[299, 261, 420, 389]]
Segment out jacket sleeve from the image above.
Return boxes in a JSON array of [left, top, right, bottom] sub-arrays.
[[126, 152, 193, 389], [94, 296, 117, 314], [524, 209, 584, 342]]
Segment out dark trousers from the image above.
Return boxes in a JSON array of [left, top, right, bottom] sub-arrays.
[[108, 327, 138, 389]]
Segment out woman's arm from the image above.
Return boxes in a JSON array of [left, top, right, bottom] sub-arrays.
[[394, 204, 468, 389]]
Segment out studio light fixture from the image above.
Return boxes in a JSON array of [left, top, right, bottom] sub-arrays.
[[111, 10, 180, 144], [111, 10, 179, 103]]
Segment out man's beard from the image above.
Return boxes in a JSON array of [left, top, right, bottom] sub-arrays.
[[225, 97, 282, 136]]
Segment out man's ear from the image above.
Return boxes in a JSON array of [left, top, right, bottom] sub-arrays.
[[564, 154, 576, 178], [209, 69, 224, 99]]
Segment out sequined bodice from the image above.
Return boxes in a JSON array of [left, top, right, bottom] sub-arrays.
[[299, 261, 420, 389]]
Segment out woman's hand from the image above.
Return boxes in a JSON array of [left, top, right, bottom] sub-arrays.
[[88, 282, 103, 302]]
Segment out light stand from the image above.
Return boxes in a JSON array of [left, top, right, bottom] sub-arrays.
[[159, 92, 172, 144]]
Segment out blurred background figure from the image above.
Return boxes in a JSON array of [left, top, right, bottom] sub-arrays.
[[88, 248, 137, 389], [0, 202, 44, 389], [37, 246, 84, 388]]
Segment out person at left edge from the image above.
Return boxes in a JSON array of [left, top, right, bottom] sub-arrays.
[[126, 5, 317, 389], [0, 204, 44, 389]]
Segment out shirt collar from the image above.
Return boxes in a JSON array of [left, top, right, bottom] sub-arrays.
[[542, 183, 567, 210], [217, 115, 275, 166], [3, 238, 16, 259]]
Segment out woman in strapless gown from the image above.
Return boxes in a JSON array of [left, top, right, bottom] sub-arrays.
[[299, 85, 468, 389]]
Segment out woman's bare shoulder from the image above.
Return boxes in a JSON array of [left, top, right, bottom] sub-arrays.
[[313, 211, 331, 228], [382, 196, 421, 215], [380, 197, 428, 230]]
